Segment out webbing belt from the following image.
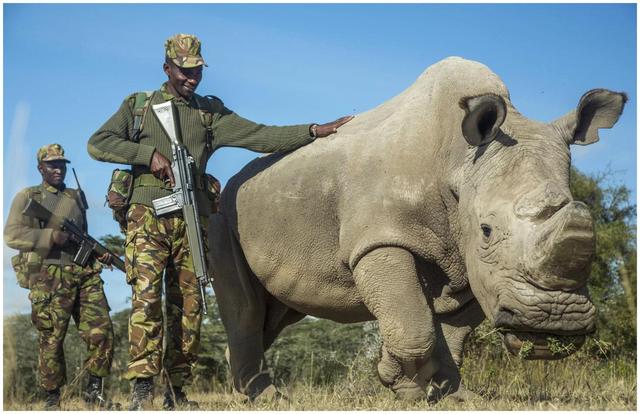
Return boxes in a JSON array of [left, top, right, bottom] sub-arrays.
[[133, 173, 206, 190], [133, 173, 169, 189]]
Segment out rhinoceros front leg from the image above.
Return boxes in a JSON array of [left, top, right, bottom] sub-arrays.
[[428, 299, 485, 403], [353, 247, 437, 400]]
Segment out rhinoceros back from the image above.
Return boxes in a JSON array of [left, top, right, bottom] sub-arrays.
[[217, 57, 511, 318]]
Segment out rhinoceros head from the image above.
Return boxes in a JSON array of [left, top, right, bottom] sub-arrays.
[[455, 89, 627, 359]]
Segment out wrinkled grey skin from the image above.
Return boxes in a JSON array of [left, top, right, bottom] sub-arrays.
[[208, 57, 627, 402]]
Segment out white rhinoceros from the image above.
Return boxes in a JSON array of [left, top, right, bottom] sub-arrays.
[[207, 57, 626, 401]]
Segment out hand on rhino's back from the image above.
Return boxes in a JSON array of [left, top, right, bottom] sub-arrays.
[[214, 54, 625, 338], [222, 57, 509, 229]]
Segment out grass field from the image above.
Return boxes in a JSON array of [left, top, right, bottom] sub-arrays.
[[4, 351, 636, 411]]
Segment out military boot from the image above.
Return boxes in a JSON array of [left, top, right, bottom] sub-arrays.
[[84, 374, 104, 405], [162, 386, 200, 410], [129, 377, 154, 411], [44, 388, 60, 410], [84, 374, 121, 410]]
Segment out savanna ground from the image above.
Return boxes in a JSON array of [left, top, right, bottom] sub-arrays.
[[3, 319, 636, 411]]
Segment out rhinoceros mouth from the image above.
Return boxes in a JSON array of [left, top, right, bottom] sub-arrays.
[[502, 331, 586, 360]]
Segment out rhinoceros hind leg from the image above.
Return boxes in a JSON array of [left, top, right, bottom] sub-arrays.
[[263, 299, 305, 350], [209, 214, 274, 400], [241, 369, 275, 401], [426, 299, 485, 404], [252, 384, 288, 403]]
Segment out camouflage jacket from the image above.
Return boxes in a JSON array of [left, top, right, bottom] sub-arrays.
[[87, 83, 315, 215]]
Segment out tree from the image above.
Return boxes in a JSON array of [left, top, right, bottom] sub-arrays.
[[570, 167, 636, 354], [265, 318, 378, 386], [99, 234, 125, 257]]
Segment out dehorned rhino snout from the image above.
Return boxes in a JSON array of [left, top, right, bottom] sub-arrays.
[[524, 201, 595, 291], [515, 182, 573, 221]]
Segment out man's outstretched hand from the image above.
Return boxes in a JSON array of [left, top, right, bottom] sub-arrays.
[[314, 115, 355, 138]]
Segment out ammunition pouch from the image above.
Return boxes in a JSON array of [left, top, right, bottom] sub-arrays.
[[29, 290, 53, 331], [11, 251, 43, 289], [106, 169, 133, 233]]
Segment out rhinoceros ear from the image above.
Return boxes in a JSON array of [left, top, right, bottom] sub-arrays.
[[459, 94, 507, 147], [551, 89, 627, 146]]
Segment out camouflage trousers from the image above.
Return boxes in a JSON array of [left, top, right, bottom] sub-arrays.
[[123, 203, 207, 387], [28, 262, 114, 391]]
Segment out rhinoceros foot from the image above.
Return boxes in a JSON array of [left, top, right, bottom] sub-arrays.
[[239, 373, 285, 403], [425, 379, 480, 404], [503, 331, 586, 360], [441, 384, 481, 403], [253, 384, 288, 402], [251, 384, 289, 405], [393, 382, 427, 401]]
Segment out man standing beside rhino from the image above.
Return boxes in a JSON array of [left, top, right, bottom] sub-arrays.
[[87, 33, 352, 410]]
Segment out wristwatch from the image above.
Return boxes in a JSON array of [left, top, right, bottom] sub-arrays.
[[309, 124, 319, 139]]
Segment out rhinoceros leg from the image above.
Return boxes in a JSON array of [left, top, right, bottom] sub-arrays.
[[209, 215, 274, 400], [428, 299, 485, 403], [353, 246, 437, 400], [263, 298, 306, 350]]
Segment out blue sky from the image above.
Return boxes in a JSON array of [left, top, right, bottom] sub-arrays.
[[3, 3, 637, 314]]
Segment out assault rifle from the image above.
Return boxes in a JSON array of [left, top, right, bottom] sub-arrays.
[[22, 198, 126, 272], [152, 101, 211, 315], [72, 167, 89, 211]]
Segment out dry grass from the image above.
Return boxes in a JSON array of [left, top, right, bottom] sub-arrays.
[[4, 352, 635, 411]]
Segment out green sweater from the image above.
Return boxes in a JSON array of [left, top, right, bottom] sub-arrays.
[[87, 84, 314, 215], [4, 183, 88, 265]]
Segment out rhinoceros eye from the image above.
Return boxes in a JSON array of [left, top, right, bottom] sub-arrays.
[[480, 224, 492, 240]]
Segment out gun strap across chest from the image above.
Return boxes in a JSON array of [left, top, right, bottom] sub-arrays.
[[27, 186, 43, 202], [27, 186, 83, 222], [31, 186, 84, 266], [132, 92, 220, 196], [194, 95, 215, 151], [25, 186, 44, 229], [131, 91, 215, 152], [132, 91, 154, 141]]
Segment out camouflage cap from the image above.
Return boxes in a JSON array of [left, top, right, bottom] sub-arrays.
[[37, 143, 70, 163], [165, 33, 207, 68]]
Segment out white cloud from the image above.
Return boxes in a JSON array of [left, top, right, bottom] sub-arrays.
[[3, 102, 31, 316], [5, 102, 31, 197]]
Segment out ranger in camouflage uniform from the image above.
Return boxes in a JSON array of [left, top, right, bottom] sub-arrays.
[[4, 144, 115, 410], [87, 33, 352, 410]]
